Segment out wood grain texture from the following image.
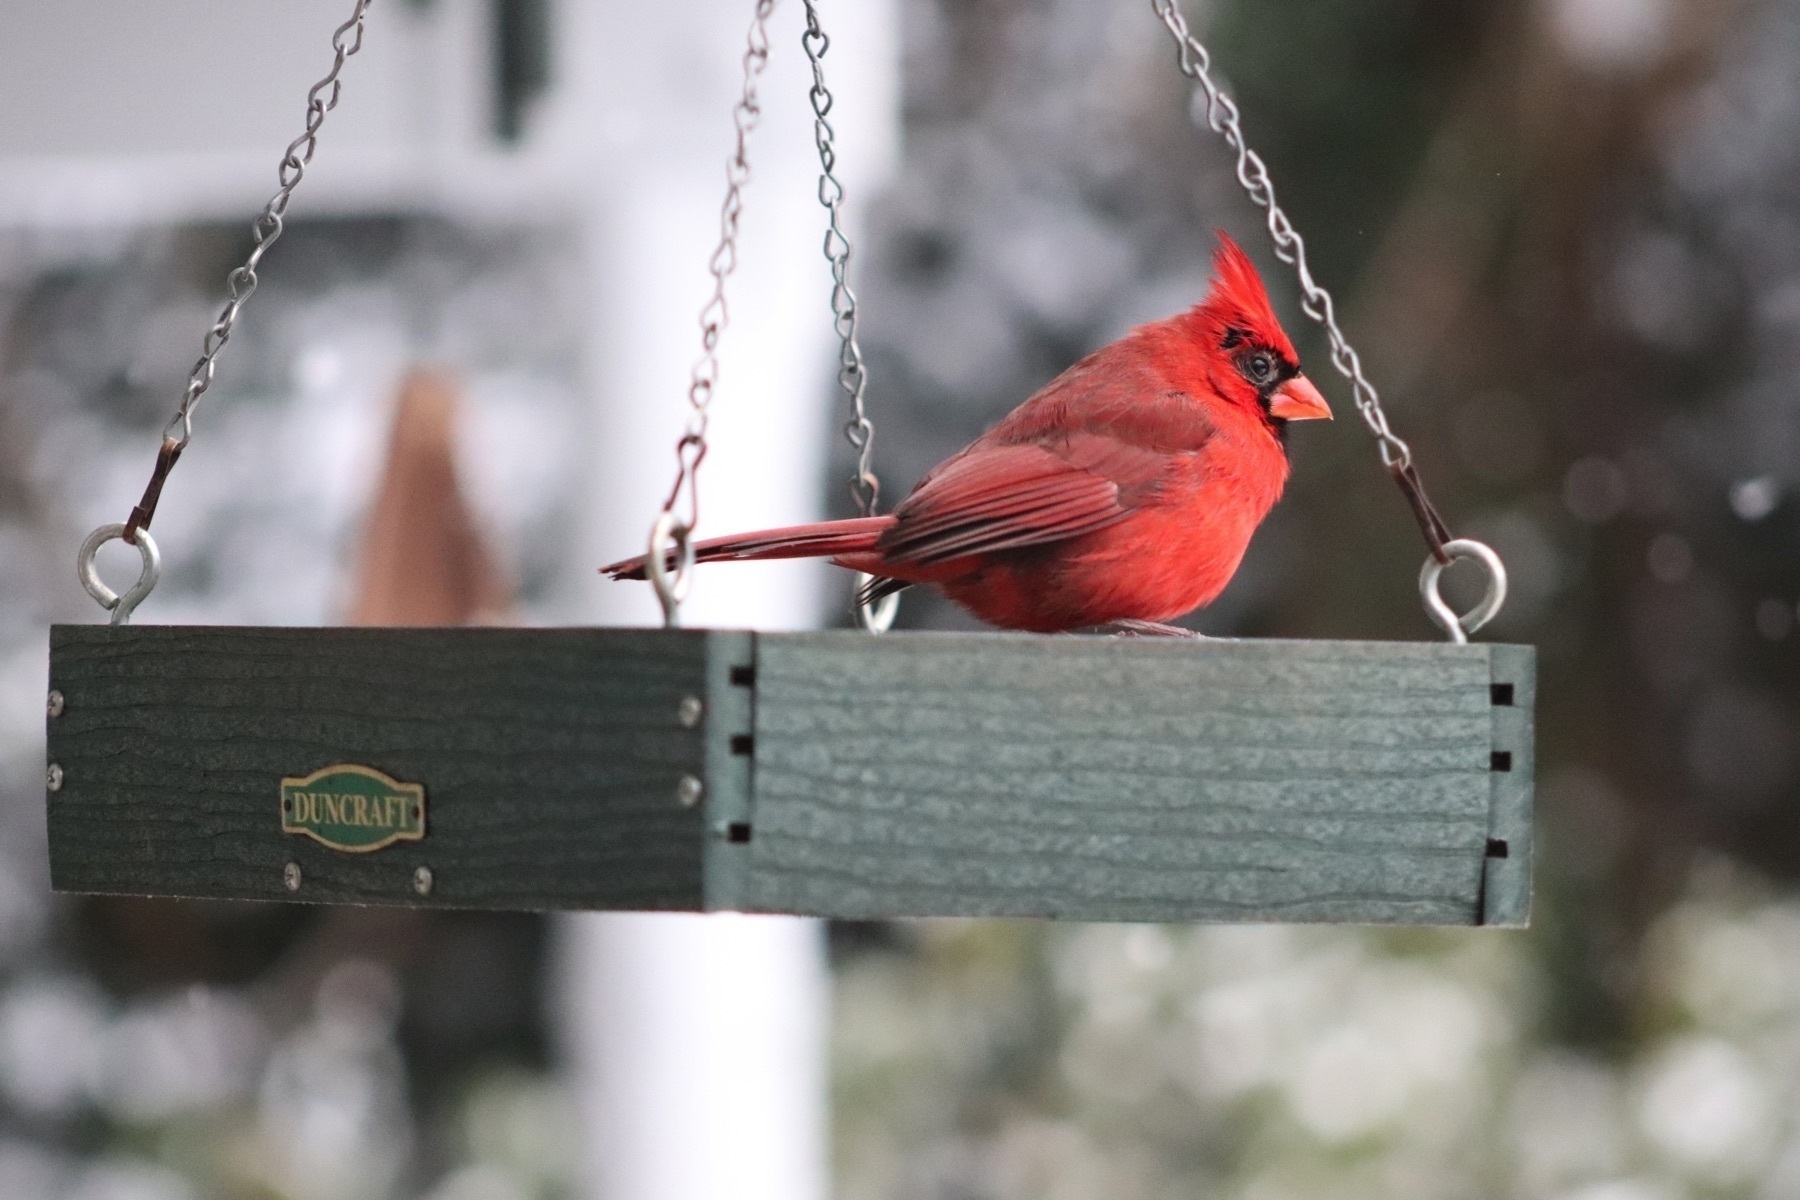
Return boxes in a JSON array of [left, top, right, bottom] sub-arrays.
[[744, 634, 1526, 923], [47, 626, 710, 909]]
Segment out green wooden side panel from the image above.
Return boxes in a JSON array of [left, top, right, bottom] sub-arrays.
[[46, 626, 710, 910], [46, 627, 1532, 925], [744, 634, 1524, 924]]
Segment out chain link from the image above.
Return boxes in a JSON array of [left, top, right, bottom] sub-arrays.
[[800, 0, 881, 518], [1151, 0, 1509, 634], [115, 0, 373, 548], [162, 0, 374, 458], [78, 0, 373, 619], [801, 1, 897, 633], [1150, 0, 1411, 472], [650, 0, 779, 625]]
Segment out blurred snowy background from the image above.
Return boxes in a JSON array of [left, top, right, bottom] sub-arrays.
[[3, 0, 1800, 1199]]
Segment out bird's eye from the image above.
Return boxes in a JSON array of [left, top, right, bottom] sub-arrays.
[[1244, 353, 1275, 384]]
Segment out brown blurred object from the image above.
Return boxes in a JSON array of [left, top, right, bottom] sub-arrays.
[[347, 369, 512, 626]]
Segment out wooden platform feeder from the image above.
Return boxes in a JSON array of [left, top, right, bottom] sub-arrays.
[[45, 626, 1532, 926]]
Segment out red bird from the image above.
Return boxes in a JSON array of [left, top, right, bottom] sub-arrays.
[[604, 233, 1331, 633]]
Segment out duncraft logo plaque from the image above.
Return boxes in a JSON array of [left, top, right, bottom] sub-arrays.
[[280, 765, 426, 853]]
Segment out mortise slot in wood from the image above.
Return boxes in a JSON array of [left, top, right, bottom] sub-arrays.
[[727, 822, 752, 844], [729, 665, 755, 687], [1491, 751, 1513, 772], [730, 734, 754, 756], [1490, 683, 1514, 706], [1485, 838, 1509, 859]]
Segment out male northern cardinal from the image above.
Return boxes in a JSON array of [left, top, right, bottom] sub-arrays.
[[604, 233, 1330, 633]]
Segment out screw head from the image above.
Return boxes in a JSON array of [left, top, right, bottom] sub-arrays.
[[45, 764, 63, 793], [678, 695, 704, 728], [283, 862, 302, 892], [676, 774, 704, 808], [46, 690, 64, 718], [412, 866, 434, 897]]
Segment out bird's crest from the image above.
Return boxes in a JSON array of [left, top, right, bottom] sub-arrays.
[[1196, 233, 1297, 363]]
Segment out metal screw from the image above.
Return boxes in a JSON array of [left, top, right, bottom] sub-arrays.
[[678, 695, 704, 728], [46, 690, 64, 718], [676, 774, 704, 808], [412, 866, 434, 897], [283, 862, 302, 892], [45, 764, 63, 793]]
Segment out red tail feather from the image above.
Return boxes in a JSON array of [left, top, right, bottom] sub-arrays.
[[601, 516, 895, 581]]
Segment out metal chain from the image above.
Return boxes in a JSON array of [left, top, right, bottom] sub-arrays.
[[800, 0, 880, 518], [77, 0, 374, 623], [1150, 0, 1409, 471], [800, 0, 897, 633], [649, 0, 779, 627], [161, 0, 374, 454], [1151, 0, 1506, 638]]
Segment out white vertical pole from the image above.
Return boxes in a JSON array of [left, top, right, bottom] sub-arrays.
[[538, 3, 898, 1199], [556, 916, 830, 1200]]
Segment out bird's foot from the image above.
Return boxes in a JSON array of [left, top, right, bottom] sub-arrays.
[[1087, 619, 1206, 639]]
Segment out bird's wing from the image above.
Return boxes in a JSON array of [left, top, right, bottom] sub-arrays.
[[988, 357, 1222, 459], [877, 444, 1125, 564], [877, 435, 1168, 566], [879, 343, 1222, 566]]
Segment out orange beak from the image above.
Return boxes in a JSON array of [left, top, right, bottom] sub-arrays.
[[1268, 374, 1332, 421]]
